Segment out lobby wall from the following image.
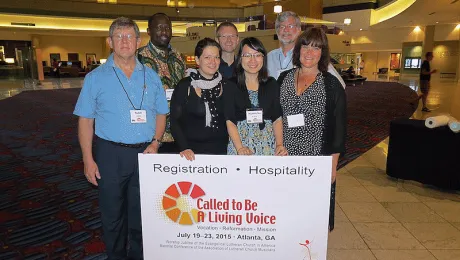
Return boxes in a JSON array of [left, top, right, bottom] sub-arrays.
[[38, 35, 106, 66], [361, 51, 393, 74], [349, 24, 459, 78], [401, 42, 423, 75], [0, 29, 32, 41], [434, 24, 460, 42], [349, 27, 425, 52], [432, 41, 459, 76]]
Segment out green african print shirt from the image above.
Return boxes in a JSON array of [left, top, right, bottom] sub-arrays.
[[137, 41, 186, 143]]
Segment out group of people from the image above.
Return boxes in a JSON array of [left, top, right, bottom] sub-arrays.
[[74, 11, 347, 259]]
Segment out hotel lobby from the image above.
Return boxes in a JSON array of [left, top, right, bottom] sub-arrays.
[[1, 1, 460, 259]]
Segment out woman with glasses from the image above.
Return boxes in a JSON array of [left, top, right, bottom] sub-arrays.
[[170, 38, 235, 161], [277, 28, 347, 231], [225, 37, 287, 156]]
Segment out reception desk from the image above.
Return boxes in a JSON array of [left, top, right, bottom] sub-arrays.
[[386, 118, 460, 190]]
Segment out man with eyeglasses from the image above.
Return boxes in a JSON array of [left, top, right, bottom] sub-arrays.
[[74, 17, 168, 259], [138, 13, 186, 153], [215, 22, 239, 79], [267, 11, 345, 88]]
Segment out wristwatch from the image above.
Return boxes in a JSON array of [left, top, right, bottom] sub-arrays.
[[152, 137, 162, 146]]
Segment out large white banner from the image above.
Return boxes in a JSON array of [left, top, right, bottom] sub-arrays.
[[139, 154, 332, 260]]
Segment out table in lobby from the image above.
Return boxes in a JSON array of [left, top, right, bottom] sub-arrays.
[[386, 118, 460, 190]]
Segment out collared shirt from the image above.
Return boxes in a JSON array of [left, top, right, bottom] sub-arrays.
[[74, 53, 169, 144], [219, 57, 236, 79], [267, 47, 346, 88], [267, 47, 294, 80], [137, 41, 186, 142]]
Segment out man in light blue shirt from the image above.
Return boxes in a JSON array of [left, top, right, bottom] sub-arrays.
[[267, 11, 346, 88], [267, 11, 301, 80], [74, 17, 168, 260]]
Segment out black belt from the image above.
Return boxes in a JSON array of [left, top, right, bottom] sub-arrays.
[[106, 140, 150, 149]]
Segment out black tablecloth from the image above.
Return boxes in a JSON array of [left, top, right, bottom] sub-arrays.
[[386, 118, 460, 190]]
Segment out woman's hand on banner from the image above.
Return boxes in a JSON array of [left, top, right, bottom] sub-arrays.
[[237, 146, 253, 155], [180, 149, 195, 161], [275, 145, 288, 156]]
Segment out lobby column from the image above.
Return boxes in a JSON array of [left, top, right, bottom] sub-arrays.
[[457, 28, 460, 83], [422, 25, 435, 57], [32, 36, 44, 82], [102, 36, 111, 60]]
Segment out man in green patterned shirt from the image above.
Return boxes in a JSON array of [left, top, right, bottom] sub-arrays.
[[138, 12, 186, 153]]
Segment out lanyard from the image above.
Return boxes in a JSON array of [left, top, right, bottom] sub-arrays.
[[279, 52, 292, 70], [113, 66, 146, 110]]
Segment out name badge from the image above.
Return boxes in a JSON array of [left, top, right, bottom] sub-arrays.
[[246, 108, 263, 124], [287, 114, 305, 128], [130, 110, 147, 124], [165, 89, 174, 101]]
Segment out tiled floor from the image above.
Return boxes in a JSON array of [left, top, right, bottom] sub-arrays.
[[328, 74, 460, 259], [1, 75, 459, 259], [0, 77, 83, 100]]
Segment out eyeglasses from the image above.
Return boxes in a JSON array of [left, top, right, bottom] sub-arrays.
[[112, 34, 137, 41], [241, 53, 264, 59], [217, 35, 238, 40], [278, 24, 298, 30]]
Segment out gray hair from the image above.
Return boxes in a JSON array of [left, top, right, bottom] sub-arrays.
[[109, 17, 140, 38], [275, 11, 301, 31]]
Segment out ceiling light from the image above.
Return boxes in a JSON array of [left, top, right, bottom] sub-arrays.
[[274, 5, 282, 14], [414, 26, 421, 32], [344, 18, 351, 25], [456, 24, 460, 30], [359, 28, 363, 31], [436, 22, 439, 24]]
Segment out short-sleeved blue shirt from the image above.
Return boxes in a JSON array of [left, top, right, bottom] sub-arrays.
[[74, 54, 169, 144], [267, 47, 293, 80]]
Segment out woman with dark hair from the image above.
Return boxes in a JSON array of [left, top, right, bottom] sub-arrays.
[[225, 37, 287, 156], [170, 38, 235, 160], [277, 28, 347, 231]]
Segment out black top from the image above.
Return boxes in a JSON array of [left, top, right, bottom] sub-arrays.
[[170, 76, 234, 153], [225, 77, 282, 125], [278, 69, 347, 156], [219, 58, 236, 79], [420, 60, 431, 81]]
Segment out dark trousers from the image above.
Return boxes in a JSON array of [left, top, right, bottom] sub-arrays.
[[329, 181, 336, 231], [95, 138, 147, 260]]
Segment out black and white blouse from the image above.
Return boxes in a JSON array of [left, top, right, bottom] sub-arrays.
[[278, 69, 347, 156]]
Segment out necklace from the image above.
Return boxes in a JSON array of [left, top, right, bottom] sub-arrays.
[[296, 69, 320, 95]]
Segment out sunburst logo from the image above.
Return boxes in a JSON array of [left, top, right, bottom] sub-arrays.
[[162, 181, 205, 225]]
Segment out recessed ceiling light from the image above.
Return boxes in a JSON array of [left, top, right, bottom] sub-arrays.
[[360, 28, 363, 31], [436, 22, 439, 24]]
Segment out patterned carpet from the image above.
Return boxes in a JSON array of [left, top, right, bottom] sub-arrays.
[[0, 82, 417, 259]]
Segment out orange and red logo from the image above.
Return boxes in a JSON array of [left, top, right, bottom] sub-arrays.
[[162, 181, 205, 225]]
